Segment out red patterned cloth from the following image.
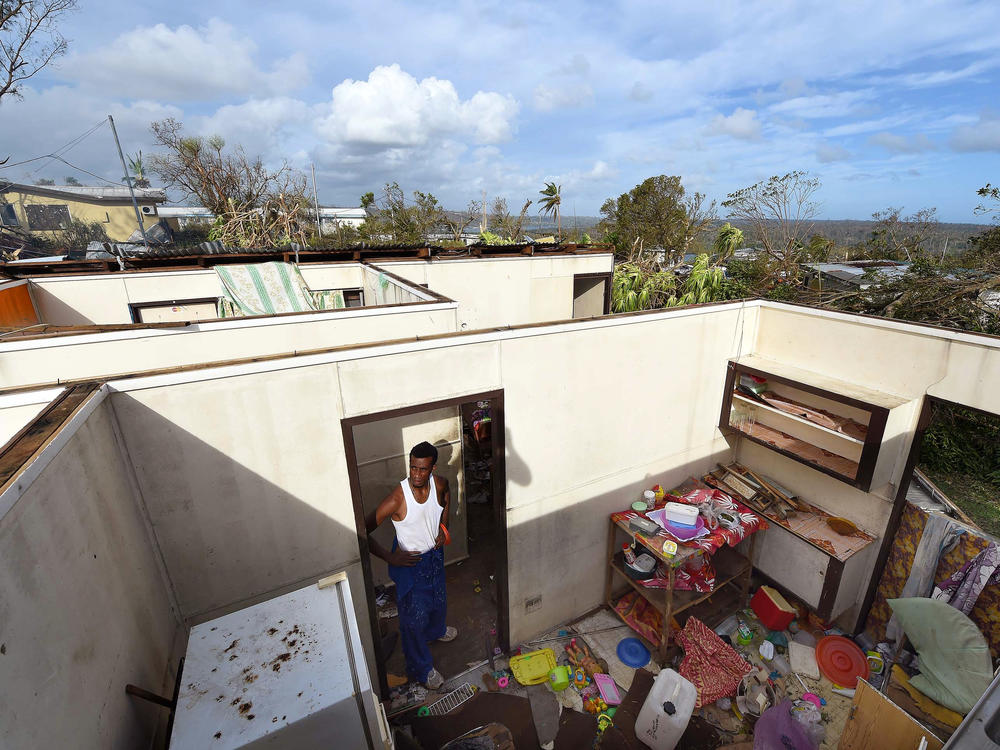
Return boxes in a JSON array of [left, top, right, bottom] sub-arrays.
[[641, 557, 717, 593], [676, 616, 752, 708], [673, 488, 769, 554], [613, 590, 663, 645]]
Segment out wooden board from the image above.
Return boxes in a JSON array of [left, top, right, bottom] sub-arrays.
[[838, 679, 944, 750]]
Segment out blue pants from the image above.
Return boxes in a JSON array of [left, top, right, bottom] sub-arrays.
[[388, 545, 447, 683]]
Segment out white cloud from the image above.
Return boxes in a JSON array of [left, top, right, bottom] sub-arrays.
[[317, 64, 518, 147], [950, 113, 1000, 152], [770, 90, 875, 119], [823, 115, 913, 138], [532, 82, 594, 112], [868, 131, 936, 153], [65, 20, 309, 100], [704, 108, 762, 141], [816, 142, 851, 163]]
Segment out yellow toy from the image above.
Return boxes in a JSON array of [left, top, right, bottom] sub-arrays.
[[583, 694, 608, 714], [572, 667, 590, 689]]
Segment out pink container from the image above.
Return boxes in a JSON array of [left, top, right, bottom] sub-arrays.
[[594, 673, 622, 706]]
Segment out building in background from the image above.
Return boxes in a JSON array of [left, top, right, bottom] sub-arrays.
[[0, 182, 166, 242]]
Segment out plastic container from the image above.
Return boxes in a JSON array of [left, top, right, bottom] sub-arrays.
[[664, 502, 698, 527], [625, 552, 657, 580], [751, 586, 796, 631], [714, 614, 740, 638], [643, 490, 656, 507], [548, 665, 570, 691], [509, 648, 557, 685], [635, 669, 696, 750]]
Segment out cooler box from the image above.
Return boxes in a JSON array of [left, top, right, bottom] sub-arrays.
[[751, 586, 796, 631]]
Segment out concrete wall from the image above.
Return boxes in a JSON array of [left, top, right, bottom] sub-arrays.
[[0, 303, 458, 389], [381, 253, 614, 330], [104, 301, 760, 657], [0, 393, 179, 749], [29, 264, 368, 326], [740, 302, 1000, 624], [353, 407, 468, 587]]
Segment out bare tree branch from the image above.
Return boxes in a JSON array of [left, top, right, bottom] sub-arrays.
[[0, 0, 75, 102]]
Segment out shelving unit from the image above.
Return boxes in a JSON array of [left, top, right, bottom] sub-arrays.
[[603, 514, 756, 662], [719, 356, 914, 491]]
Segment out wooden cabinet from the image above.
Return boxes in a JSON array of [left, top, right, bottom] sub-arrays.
[[719, 355, 915, 492]]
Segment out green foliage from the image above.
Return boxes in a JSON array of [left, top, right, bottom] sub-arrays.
[[920, 403, 1000, 484], [666, 253, 725, 306], [33, 219, 109, 250], [581, 232, 592, 244], [64, 176, 81, 186], [713, 222, 743, 259], [599, 175, 688, 261], [34, 178, 54, 186], [358, 182, 443, 244], [479, 230, 515, 245], [611, 263, 676, 312], [722, 255, 770, 299]]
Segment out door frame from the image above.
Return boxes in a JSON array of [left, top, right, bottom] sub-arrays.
[[341, 389, 509, 697]]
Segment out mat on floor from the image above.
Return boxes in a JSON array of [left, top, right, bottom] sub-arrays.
[[410, 692, 540, 749], [571, 609, 659, 690]]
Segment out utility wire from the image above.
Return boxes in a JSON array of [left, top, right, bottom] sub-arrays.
[[28, 119, 108, 178], [0, 118, 108, 173]]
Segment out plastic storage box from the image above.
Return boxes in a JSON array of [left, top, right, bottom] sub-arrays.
[[664, 502, 699, 528], [751, 585, 797, 631]]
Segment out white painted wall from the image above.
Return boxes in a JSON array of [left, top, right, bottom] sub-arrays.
[[28, 264, 369, 326], [381, 253, 614, 330], [102, 301, 760, 658], [0, 303, 458, 389], [0, 394, 180, 749]]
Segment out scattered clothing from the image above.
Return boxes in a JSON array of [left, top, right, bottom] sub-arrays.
[[933, 542, 1000, 616], [675, 616, 752, 708], [886, 512, 964, 645], [389, 544, 448, 683]]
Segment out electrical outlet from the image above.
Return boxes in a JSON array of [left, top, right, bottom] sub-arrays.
[[525, 595, 542, 613]]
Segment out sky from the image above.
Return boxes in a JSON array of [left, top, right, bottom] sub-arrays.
[[1, 0, 998, 222]]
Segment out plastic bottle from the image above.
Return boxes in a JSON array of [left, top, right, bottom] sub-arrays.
[[623, 543, 637, 565], [635, 669, 697, 750]]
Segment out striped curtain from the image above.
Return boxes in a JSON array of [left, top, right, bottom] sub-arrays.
[[215, 262, 317, 316]]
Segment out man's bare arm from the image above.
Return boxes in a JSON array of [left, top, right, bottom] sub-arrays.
[[365, 489, 419, 566]]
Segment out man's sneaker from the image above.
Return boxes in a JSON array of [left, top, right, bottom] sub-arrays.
[[437, 626, 458, 642], [425, 668, 444, 690]]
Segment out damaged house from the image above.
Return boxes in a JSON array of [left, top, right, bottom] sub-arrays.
[[0, 242, 998, 749]]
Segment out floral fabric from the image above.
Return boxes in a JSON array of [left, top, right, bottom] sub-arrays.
[[676, 616, 752, 708]]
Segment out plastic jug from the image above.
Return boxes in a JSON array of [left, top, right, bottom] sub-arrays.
[[634, 669, 696, 750]]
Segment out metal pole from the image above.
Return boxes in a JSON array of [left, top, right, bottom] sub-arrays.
[[108, 115, 149, 252], [311, 163, 323, 238]]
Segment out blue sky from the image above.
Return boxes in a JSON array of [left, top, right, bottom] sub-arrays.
[[1, 0, 998, 221]]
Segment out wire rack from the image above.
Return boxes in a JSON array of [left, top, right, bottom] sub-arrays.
[[426, 682, 477, 716]]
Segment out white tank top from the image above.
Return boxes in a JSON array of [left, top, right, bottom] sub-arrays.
[[391, 476, 443, 554]]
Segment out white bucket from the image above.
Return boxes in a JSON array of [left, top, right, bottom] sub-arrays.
[[635, 669, 697, 750]]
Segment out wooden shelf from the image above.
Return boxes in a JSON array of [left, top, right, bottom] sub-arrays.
[[732, 393, 865, 446], [726, 421, 860, 480], [609, 546, 750, 617]]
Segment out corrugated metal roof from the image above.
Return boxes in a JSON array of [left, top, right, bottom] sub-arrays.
[[0, 182, 166, 202]]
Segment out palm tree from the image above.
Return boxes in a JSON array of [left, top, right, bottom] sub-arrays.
[[538, 182, 562, 240], [124, 150, 150, 188]]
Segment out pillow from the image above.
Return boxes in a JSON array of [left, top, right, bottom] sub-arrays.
[[888, 597, 993, 714]]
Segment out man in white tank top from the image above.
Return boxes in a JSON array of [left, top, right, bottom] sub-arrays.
[[365, 441, 457, 690]]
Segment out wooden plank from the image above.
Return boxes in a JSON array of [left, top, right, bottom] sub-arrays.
[[838, 679, 943, 750], [0, 382, 101, 492]]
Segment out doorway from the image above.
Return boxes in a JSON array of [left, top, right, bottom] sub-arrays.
[[341, 390, 508, 697]]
